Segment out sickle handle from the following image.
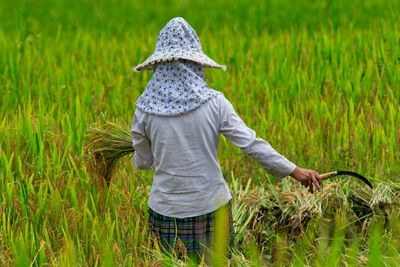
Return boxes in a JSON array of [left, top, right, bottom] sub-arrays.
[[320, 171, 338, 180]]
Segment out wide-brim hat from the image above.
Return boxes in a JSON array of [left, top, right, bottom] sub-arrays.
[[133, 17, 226, 72]]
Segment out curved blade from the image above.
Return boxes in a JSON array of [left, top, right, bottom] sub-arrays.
[[336, 170, 373, 189]]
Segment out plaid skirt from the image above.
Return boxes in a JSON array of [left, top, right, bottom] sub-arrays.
[[148, 202, 234, 260]]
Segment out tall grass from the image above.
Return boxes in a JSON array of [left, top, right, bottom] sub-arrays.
[[1, 0, 399, 265]]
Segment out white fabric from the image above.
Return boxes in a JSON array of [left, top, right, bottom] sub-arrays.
[[131, 93, 297, 218], [133, 17, 225, 71], [136, 60, 218, 116]]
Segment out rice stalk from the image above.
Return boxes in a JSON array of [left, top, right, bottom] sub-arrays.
[[86, 121, 134, 184], [231, 177, 399, 255]]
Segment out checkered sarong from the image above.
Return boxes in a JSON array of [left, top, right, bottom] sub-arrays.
[[148, 202, 234, 260]]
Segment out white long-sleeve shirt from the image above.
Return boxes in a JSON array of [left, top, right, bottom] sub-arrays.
[[131, 92, 297, 218]]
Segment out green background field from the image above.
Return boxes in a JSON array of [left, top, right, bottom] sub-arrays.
[[1, 0, 399, 266]]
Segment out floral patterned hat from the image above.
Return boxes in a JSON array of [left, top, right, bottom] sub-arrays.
[[133, 17, 226, 72]]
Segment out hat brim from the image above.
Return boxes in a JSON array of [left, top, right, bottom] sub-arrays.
[[133, 48, 226, 72]]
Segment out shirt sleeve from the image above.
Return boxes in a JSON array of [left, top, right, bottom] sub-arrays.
[[219, 95, 297, 180], [131, 110, 154, 170]]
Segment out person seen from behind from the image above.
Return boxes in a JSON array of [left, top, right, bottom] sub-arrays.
[[131, 17, 322, 263]]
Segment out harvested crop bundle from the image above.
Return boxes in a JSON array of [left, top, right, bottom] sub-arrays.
[[232, 178, 398, 249], [86, 121, 134, 184]]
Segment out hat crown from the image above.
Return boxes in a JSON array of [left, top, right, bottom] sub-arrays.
[[155, 17, 202, 52]]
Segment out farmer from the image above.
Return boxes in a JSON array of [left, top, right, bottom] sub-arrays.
[[131, 17, 322, 261]]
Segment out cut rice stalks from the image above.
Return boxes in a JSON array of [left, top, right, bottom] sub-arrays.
[[231, 177, 399, 249], [86, 121, 134, 184]]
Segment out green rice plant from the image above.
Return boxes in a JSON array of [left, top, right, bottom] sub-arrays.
[[12, 233, 30, 267], [211, 205, 230, 267]]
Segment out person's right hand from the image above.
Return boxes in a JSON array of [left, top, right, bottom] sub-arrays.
[[290, 167, 322, 192]]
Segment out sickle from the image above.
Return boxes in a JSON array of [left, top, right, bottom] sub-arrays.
[[320, 170, 373, 189]]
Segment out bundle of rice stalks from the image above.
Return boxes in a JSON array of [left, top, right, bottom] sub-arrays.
[[86, 121, 134, 184], [231, 177, 399, 249]]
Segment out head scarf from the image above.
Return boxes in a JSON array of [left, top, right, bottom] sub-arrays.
[[135, 59, 219, 116], [134, 17, 224, 116]]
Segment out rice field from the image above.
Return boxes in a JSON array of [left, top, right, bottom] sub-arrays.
[[0, 0, 399, 266]]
